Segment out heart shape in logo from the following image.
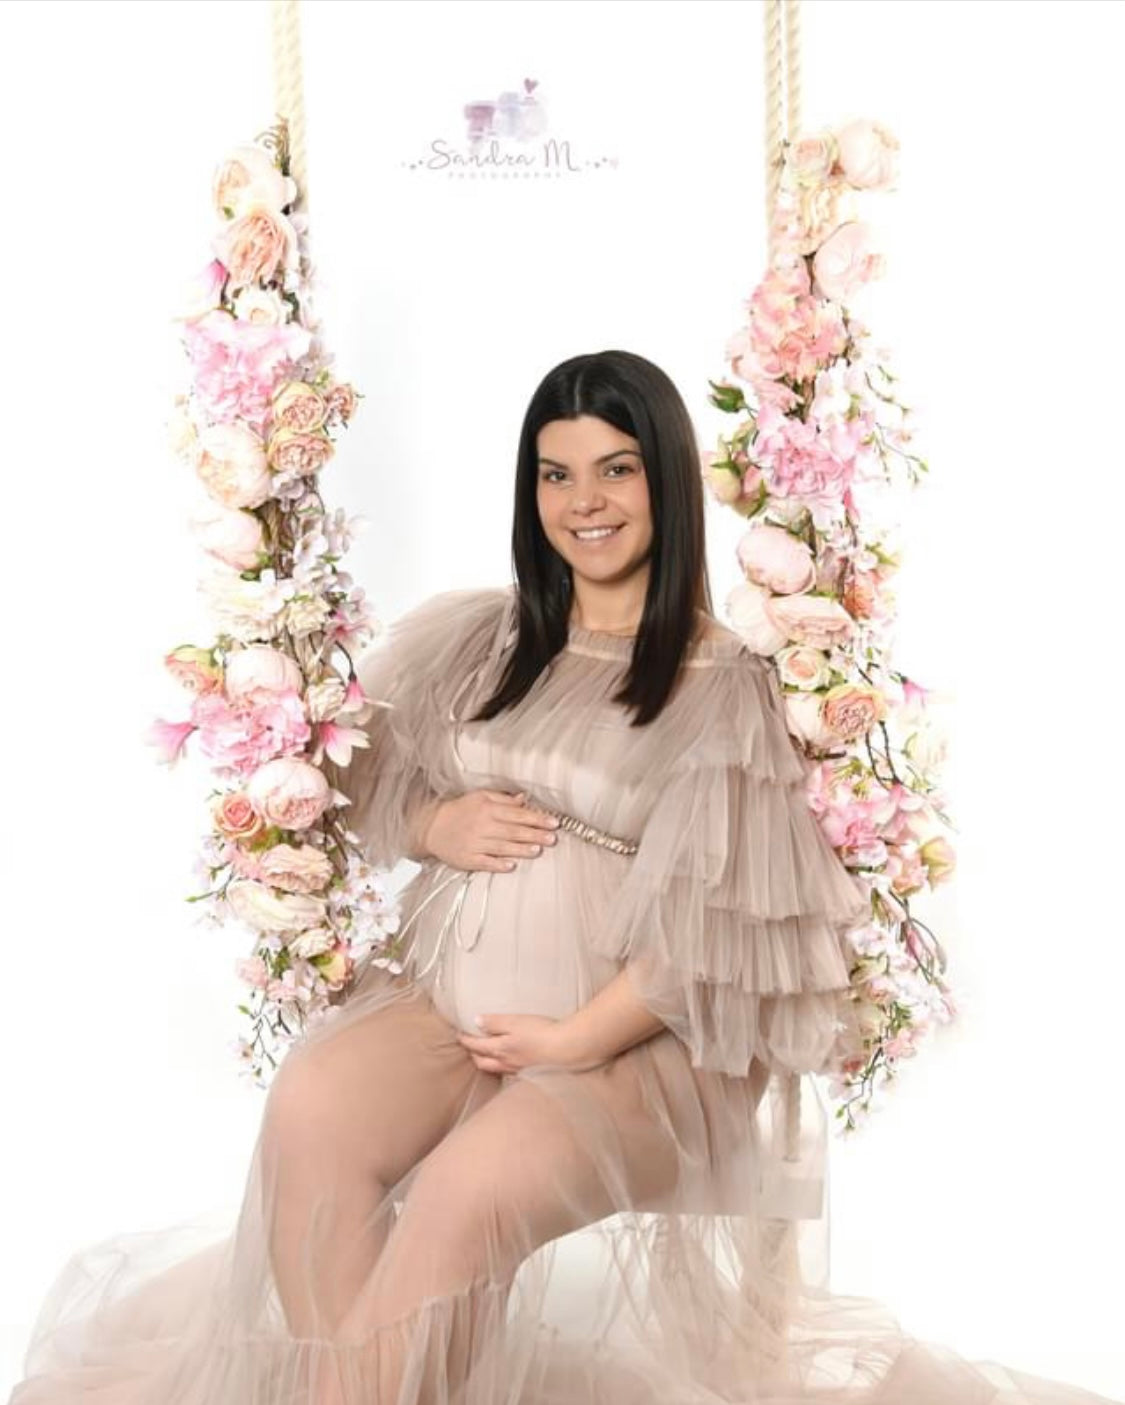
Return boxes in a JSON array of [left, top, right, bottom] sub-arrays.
[[523, 78, 539, 94]]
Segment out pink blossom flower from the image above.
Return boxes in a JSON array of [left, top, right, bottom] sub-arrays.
[[190, 689, 311, 777], [235, 956, 270, 990], [310, 719, 372, 768], [183, 310, 312, 436], [145, 718, 196, 765]]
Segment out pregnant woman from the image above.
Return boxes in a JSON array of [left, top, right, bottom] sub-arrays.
[[10, 350, 1117, 1404]]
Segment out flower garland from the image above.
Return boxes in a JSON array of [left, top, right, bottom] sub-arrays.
[[705, 118, 957, 1130], [148, 123, 402, 1087]]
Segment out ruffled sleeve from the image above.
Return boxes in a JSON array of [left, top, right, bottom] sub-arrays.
[[602, 648, 869, 1079], [321, 586, 513, 871]]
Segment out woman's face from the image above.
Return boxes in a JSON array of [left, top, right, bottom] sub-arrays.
[[535, 415, 653, 589]]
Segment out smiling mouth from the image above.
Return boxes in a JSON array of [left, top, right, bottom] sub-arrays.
[[569, 524, 624, 542]]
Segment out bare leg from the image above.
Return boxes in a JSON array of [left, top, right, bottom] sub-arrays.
[[259, 979, 500, 1342]]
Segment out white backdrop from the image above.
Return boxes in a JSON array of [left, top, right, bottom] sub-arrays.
[[1, 0, 1123, 1398]]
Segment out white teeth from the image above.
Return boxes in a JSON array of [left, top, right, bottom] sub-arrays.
[[573, 526, 620, 540]]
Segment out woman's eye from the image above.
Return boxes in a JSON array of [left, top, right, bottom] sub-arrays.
[[541, 463, 634, 484]]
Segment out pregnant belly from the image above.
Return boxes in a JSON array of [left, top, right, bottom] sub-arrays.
[[401, 846, 620, 1034]]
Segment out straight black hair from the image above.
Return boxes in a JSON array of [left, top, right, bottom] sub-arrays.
[[470, 349, 713, 728]]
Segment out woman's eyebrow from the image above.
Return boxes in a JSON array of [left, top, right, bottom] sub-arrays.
[[537, 450, 643, 468]]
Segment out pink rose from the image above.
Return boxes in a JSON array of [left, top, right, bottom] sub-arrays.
[[213, 790, 267, 842], [724, 581, 790, 655], [224, 645, 303, 700], [195, 422, 273, 510], [164, 645, 222, 695], [736, 525, 816, 595], [767, 593, 855, 649], [271, 381, 327, 433], [258, 842, 333, 895], [266, 427, 334, 477], [246, 756, 332, 831], [835, 119, 900, 192], [812, 221, 886, 305], [821, 683, 887, 742], [212, 144, 297, 219], [190, 505, 267, 571], [212, 204, 299, 290], [323, 382, 358, 425]]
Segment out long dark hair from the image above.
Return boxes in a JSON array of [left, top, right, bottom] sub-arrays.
[[470, 349, 713, 728]]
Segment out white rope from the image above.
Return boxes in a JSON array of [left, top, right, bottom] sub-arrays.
[[271, 0, 308, 213]]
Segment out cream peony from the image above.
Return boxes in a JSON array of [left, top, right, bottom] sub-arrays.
[[195, 422, 273, 510], [736, 525, 816, 595], [767, 593, 856, 649], [835, 119, 900, 191], [190, 505, 266, 571], [812, 221, 886, 305], [783, 692, 838, 749], [224, 644, 303, 699], [246, 756, 332, 831], [227, 880, 327, 933], [724, 582, 790, 656]]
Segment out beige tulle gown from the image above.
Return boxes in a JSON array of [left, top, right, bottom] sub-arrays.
[[9, 585, 1120, 1405]]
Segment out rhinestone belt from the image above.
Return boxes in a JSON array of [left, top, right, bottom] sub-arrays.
[[398, 798, 639, 983]]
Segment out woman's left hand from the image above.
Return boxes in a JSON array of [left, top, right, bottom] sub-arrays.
[[457, 1013, 593, 1075]]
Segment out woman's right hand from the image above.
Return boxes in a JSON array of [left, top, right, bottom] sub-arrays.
[[420, 790, 560, 873]]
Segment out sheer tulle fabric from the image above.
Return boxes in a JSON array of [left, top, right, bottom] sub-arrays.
[[9, 586, 1119, 1405]]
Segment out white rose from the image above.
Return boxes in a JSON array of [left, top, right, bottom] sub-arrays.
[[784, 692, 837, 749], [213, 144, 297, 219], [231, 285, 289, 326], [199, 570, 293, 643], [724, 582, 789, 656], [227, 880, 327, 933]]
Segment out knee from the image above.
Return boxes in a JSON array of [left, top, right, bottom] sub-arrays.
[[398, 1154, 526, 1286]]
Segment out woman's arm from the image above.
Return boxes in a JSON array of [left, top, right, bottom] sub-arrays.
[[559, 967, 668, 1064]]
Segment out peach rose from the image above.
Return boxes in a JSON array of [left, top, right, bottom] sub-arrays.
[[224, 644, 303, 699], [164, 645, 222, 695], [213, 144, 297, 219], [725, 581, 789, 656], [812, 220, 886, 305], [821, 683, 887, 742], [212, 203, 299, 290], [246, 756, 332, 831], [835, 119, 900, 192], [775, 644, 831, 691], [843, 570, 879, 620], [190, 504, 267, 572], [227, 879, 327, 933], [767, 593, 855, 649], [213, 790, 267, 843], [195, 422, 273, 510], [736, 525, 816, 595], [266, 427, 334, 477], [272, 381, 327, 433], [323, 382, 358, 425], [258, 842, 333, 895]]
